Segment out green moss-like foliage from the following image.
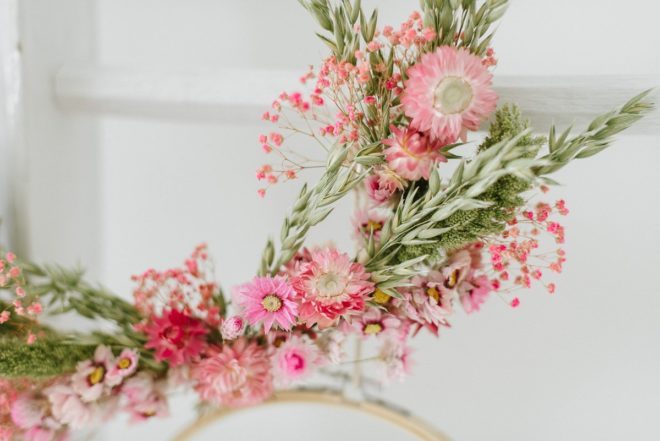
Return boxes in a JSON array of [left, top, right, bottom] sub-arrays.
[[0, 339, 95, 377], [395, 105, 545, 261]]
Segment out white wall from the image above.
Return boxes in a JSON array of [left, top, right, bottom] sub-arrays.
[[9, 1, 660, 440]]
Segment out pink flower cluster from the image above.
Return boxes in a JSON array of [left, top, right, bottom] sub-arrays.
[[0, 251, 43, 344], [132, 243, 221, 326]]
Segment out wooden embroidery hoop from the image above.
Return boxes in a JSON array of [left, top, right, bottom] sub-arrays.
[[172, 389, 450, 441]]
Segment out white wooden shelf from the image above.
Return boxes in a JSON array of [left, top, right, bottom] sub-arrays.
[[54, 65, 659, 134]]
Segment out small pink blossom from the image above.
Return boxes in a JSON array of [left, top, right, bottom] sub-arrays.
[[71, 346, 114, 402], [364, 168, 405, 205], [458, 275, 491, 314], [383, 125, 447, 181], [46, 384, 95, 429], [106, 349, 139, 387], [0, 311, 9, 323], [122, 374, 169, 423], [352, 207, 392, 244], [220, 315, 245, 340], [236, 276, 298, 333], [378, 339, 413, 383]]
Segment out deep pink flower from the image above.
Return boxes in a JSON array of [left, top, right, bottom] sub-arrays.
[[292, 248, 374, 327], [236, 276, 298, 333], [383, 125, 447, 181], [192, 339, 273, 408], [364, 168, 405, 204], [402, 46, 498, 143], [271, 336, 321, 384], [141, 309, 209, 367]]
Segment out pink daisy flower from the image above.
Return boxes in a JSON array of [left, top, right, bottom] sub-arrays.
[[355, 308, 402, 339], [121, 373, 169, 423], [106, 348, 139, 387], [141, 309, 209, 367], [292, 248, 374, 327], [402, 46, 498, 143], [192, 339, 273, 408], [71, 345, 114, 402], [394, 271, 453, 335], [364, 168, 405, 205], [236, 276, 298, 333], [271, 336, 322, 384], [383, 125, 447, 181]]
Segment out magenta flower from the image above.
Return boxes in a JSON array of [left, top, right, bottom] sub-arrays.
[[141, 309, 209, 367], [271, 336, 322, 384], [236, 276, 298, 333]]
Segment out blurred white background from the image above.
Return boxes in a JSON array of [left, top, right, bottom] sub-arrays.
[[2, 0, 660, 440]]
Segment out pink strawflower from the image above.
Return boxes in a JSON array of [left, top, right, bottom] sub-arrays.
[[271, 336, 321, 384], [71, 346, 114, 402], [458, 274, 492, 313], [292, 248, 374, 327], [442, 249, 473, 290], [106, 348, 139, 387], [383, 125, 447, 181], [141, 309, 209, 367], [45, 384, 95, 430], [364, 167, 405, 204], [402, 46, 498, 143], [352, 207, 392, 244], [220, 315, 246, 340], [192, 339, 273, 408], [236, 276, 298, 333]]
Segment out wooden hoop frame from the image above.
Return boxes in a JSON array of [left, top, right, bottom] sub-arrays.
[[172, 390, 449, 441]]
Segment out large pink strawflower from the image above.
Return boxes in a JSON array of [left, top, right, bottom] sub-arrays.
[[192, 339, 273, 408], [236, 276, 298, 333], [383, 125, 447, 181], [292, 248, 374, 327], [141, 309, 209, 367], [402, 46, 498, 143]]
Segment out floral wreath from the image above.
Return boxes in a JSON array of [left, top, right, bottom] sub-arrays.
[[0, 1, 653, 440]]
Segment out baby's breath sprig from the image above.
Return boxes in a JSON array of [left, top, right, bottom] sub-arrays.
[[260, 143, 384, 276]]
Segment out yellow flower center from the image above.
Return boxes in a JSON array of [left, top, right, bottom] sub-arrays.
[[444, 269, 460, 289], [262, 294, 283, 312], [117, 357, 132, 370], [433, 76, 473, 114], [363, 220, 383, 233], [363, 323, 383, 335], [426, 287, 440, 302], [88, 366, 106, 385], [373, 288, 391, 305]]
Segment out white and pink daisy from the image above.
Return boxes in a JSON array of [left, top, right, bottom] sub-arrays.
[[394, 270, 453, 335], [382, 125, 447, 181], [402, 46, 498, 143], [121, 373, 169, 422], [71, 346, 114, 402], [106, 348, 139, 387], [292, 248, 374, 328], [442, 249, 473, 290], [364, 168, 405, 205], [355, 308, 402, 339], [378, 339, 413, 383], [192, 339, 273, 408], [352, 207, 392, 244], [236, 276, 298, 333], [271, 336, 322, 384]]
